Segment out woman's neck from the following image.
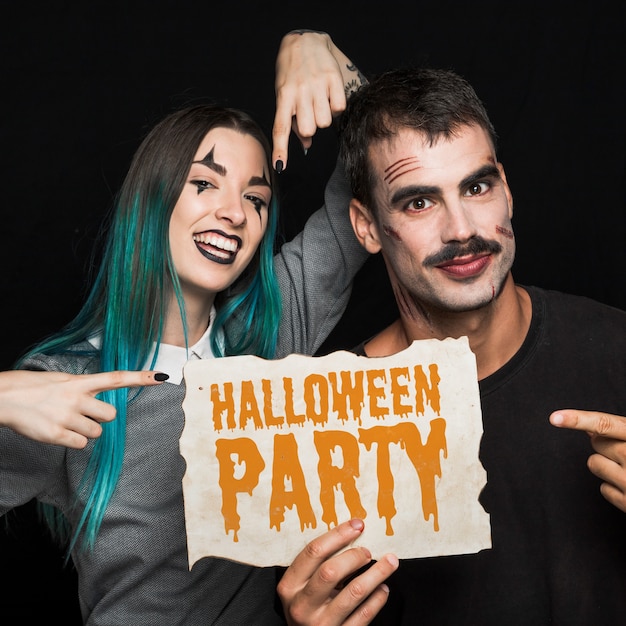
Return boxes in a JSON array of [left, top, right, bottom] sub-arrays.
[[161, 291, 216, 347]]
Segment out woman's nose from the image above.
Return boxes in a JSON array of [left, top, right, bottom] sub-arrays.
[[215, 194, 247, 226]]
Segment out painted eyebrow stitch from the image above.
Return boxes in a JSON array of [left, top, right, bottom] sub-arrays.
[[193, 147, 270, 189], [384, 156, 421, 185], [193, 146, 226, 176]]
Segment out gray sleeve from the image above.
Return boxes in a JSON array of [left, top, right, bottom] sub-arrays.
[[0, 351, 93, 515], [273, 158, 369, 358], [0, 426, 67, 514]]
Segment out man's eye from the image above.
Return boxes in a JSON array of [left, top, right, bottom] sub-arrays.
[[465, 181, 490, 196], [407, 197, 433, 211]]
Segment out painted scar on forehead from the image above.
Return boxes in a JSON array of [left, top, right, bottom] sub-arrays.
[[383, 224, 403, 242], [496, 225, 514, 239], [383, 156, 421, 185], [193, 146, 226, 176]]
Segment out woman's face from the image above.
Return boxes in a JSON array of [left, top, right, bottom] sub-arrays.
[[169, 127, 272, 307]]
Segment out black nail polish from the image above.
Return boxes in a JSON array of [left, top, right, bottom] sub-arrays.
[[275, 160, 284, 174], [154, 372, 169, 381]]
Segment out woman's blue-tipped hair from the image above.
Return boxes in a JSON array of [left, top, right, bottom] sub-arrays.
[[15, 104, 282, 553]]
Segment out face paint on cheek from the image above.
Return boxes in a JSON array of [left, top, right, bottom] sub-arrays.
[[383, 224, 403, 242], [248, 169, 272, 226], [496, 225, 514, 239]]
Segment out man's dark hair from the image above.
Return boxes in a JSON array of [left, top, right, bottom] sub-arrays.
[[338, 67, 498, 210]]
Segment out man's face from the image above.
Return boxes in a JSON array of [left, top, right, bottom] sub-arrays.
[[354, 124, 515, 314]]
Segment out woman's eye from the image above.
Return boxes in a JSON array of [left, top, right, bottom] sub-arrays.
[[191, 180, 213, 194], [246, 195, 268, 214]]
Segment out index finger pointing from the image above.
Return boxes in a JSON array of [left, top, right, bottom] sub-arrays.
[[85, 370, 169, 394], [550, 409, 626, 440], [272, 90, 296, 172]]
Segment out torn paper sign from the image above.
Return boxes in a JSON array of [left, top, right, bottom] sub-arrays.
[[180, 336, 490, 568]]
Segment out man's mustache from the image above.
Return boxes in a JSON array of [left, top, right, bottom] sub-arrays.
[[424, 236, 503, 267]]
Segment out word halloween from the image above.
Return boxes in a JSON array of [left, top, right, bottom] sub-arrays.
[[181, 338, 491, 567], [210, 362, 441, 430]]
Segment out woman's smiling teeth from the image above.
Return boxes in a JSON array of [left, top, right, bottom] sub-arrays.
[[193, 231, 240, 263]]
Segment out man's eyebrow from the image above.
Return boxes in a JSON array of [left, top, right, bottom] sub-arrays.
[[390, 184, 441, 206], [193, 146, 226, 176], [459, 163, 500, 189]]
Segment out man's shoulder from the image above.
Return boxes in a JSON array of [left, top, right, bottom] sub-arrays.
[[525, 285, 626, 338], [527, 285, 625, 316]]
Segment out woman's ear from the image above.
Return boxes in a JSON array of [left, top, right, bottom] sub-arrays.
[[349, 198, 382, 254]]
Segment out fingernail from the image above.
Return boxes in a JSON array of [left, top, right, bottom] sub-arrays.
[[154, 372, 169, 382], [349, 518, 364, 531], [550, 412, 564, 426], [386, 554, 399, 567], [275, 159, 284, 174]]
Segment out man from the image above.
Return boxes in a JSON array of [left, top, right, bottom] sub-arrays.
[[298, 66, 626, 624]]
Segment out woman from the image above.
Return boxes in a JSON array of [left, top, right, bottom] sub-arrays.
[[0, 30, 380, 625]]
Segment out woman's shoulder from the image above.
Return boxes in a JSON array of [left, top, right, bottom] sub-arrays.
[[20, 339, 100, 374]]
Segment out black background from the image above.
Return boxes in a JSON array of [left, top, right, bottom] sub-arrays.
[[1, 0, 624, 620]]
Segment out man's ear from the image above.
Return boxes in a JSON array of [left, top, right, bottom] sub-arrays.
[[349, 198, 382, 253]]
